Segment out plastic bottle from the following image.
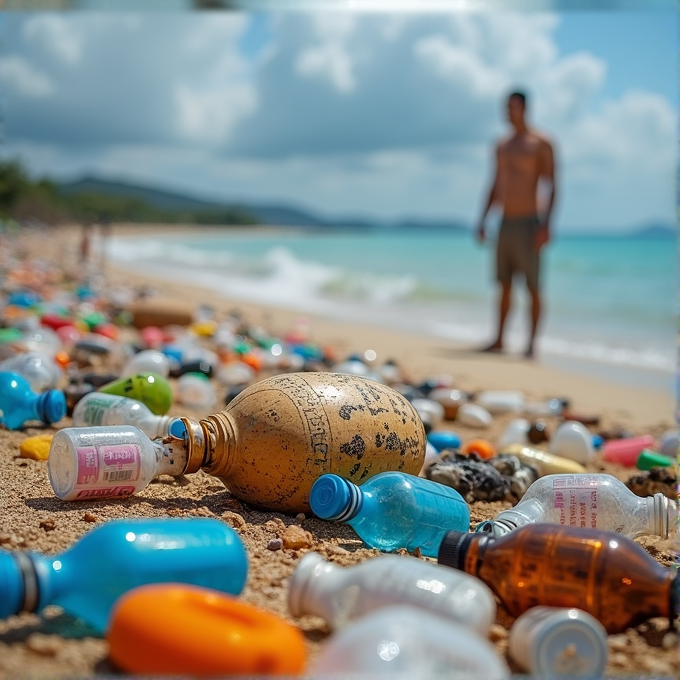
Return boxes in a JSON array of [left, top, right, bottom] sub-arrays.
[[457, 402, 492, 428], [309, 605, 510, 679], [99, 372, 173, 416], [176, 372, 216, 410], [637, 449, 675, 470], [0, 371, 66, 430], [603, 434, 656, 467], [0, 517, 248, 634], [288, 552, 496, 634], [48, 425, 189, 501], [437, 523, 676, 633], [549, 421, 595, 465], [166, 372, 425, 513], [108, 584, 306, 676], [475, 473, 677, 539], [121, 350, 171, 378], [497, 418, 530, 449], [427, 430, 461, 452], [500, 443, 586, 476], [309, 471, 469, 556], [72, 392, 174, 439], [508, 607, 608, 679], [0, 350, 63, 392], [476, 390, 525, 414]]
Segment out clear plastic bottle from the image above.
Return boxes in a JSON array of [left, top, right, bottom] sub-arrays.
[[508, 606, 608, 679], [438, 523, 676, 633], [121, 349, 171, 378], [0, 350, 63, 392], [288, 552, 496, 635], [176, 372, 216, 410], [0, 371, 66, 430], [0, 517, 247, 634], [475, 473, 677, 539], [309, 604, 510, 679], [72, 392, 174, 439], [48, 425, 188, 501], [309, 471, 470, 556]]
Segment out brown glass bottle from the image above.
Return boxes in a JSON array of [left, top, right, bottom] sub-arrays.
[[438, 523, 676, 634], [166, 372, 426, 513]]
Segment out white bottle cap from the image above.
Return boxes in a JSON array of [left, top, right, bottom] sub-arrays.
[[509, 606, 608, 678]]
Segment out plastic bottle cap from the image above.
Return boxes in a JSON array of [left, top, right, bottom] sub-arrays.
[[636, 449, 673, 471], [309, 475, 358, 521], [437, 530, 476, 570], [169, 418, 188, 440], [0, 550, 23, 618], [38, 390, 67, 424]]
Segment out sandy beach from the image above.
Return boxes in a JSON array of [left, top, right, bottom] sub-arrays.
[[0, 222, 677, 678]]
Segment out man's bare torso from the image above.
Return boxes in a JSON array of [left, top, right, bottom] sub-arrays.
[[496, 130, 552, 219]]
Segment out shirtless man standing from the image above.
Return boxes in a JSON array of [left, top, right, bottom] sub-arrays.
[[476, 90, 556, 359]]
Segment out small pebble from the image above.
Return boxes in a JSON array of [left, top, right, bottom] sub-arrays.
[[295, 513, 306, 523], [281, 524, 313, 550], [39, 519, 56, 532], [20, 434, 54, 461], [25, 633, 60, 656], [610, 653, 628, 667], [267, 538, 283, 551], [221, 511, 246, 530], [662, 631, 679, 649], [82, 512, 98, 523]]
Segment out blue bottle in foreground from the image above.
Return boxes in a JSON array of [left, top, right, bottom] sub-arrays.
[[310, 471, 470, 557], [0, 518, 248, 634], [0, 370, 66, 430]]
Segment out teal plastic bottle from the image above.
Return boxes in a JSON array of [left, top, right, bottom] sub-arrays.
[[0, 518, 248, 634], [0, 370, 66, 430], [310, 472, 470, 557]]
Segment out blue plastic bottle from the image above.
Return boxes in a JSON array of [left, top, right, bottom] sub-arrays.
[[309, 472, 470, 557], [0, 518, 248, 634], [0, 370, 66, 430]]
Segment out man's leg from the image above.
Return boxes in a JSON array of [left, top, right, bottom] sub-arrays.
[[483, 280, 512, 351], [526, 284, 541, 359]]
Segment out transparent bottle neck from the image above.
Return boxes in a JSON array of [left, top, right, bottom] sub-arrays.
[[644, 493, 676, 539]]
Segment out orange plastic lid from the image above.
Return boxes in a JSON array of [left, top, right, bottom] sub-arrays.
[[462, 438, 496, 460], [107, 583, 307, 676]]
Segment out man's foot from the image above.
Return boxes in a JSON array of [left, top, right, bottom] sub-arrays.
[[478, 342, 503, 353], [524, 346, 535, 360]]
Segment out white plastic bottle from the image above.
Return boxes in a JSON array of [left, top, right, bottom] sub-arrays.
[[309, 604, 510, 679], [176, 373, 216, 410], [122, 350, 171, 378], [48, 425, 186, 501], [508, 607, 608, 678], [475, 473, 677, 539], [288, 552, 496, 635], [0, 350, 63, 392], [549, 421, 595, 465], [72, 392, 173, 439]]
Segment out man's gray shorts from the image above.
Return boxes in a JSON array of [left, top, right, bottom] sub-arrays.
[[495, 215, 540, 290]]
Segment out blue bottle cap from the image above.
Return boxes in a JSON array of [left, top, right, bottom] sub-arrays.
[[309, 474, 362, 522], [169, 418, 188, 440], [591, 434, 604, 451], [37, 390, 67, 425], [0, 550, 24, 618], [427, 430, 462, 452]]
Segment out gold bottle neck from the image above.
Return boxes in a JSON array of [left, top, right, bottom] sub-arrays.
[[173, 412, 236, 478]]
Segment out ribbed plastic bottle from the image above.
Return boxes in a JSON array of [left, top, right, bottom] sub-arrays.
[[167, 372, 425, 512], [288, 552, 495, 634], [48, 425, 187, 501], [309, 471, 469, 556], [309, 605, 510, 679], [438, 523, 676, 633], [0, 518, 248, 634], [0, 371, 66, 430], [475, 473, 677, 539], [72, 392, 174, 439]]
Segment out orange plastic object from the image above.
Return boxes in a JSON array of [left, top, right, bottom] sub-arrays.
[[54, 350, 71, 369], [107, 584, 307, 676], [461, 438, 496, 460], [240, 352, 263, 373]]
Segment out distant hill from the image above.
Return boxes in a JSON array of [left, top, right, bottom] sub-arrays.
[[630, 224, 676, 238], [55, 176, 469, 232]]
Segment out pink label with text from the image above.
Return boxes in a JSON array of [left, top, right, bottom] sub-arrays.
[[100, 444, 141, 483], [553, 476, 600, 529], [75, 486, 136, 499], [76, 446, 99, 485]]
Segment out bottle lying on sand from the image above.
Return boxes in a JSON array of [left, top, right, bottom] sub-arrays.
[[0, 518, 247, 634], [0, 371, 66, 430], [52, 373, 426, 513], [438, 523, 676, 634], [309, 471, 469, 556], [475, 473, 677, 539]]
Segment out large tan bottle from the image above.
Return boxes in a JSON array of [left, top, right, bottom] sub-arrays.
[[168, 373, 426, 512]]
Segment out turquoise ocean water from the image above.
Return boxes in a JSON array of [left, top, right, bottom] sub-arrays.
[[108, 229, 677, 393]]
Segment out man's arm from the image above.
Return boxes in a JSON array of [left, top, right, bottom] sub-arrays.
[[476, 145, 501, 244], [536, 139, 556, 250]]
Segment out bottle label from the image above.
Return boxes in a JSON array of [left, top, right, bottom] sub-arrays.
[[81, 397, 116, 425], [76, 443, 141, 486], [75, 486, 136, 499], [553, 475, 600, 528]]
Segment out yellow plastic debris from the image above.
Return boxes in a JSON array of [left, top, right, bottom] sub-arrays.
[[20, 434, 54, 461]]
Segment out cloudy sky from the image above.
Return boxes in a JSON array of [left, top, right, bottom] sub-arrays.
[[0, 9, 676, 231]]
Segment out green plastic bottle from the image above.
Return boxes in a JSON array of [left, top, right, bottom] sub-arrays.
[[99, 372, 173, 416]]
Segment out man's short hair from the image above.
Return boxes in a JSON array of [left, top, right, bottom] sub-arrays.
[[508, 90, 527, 107]]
